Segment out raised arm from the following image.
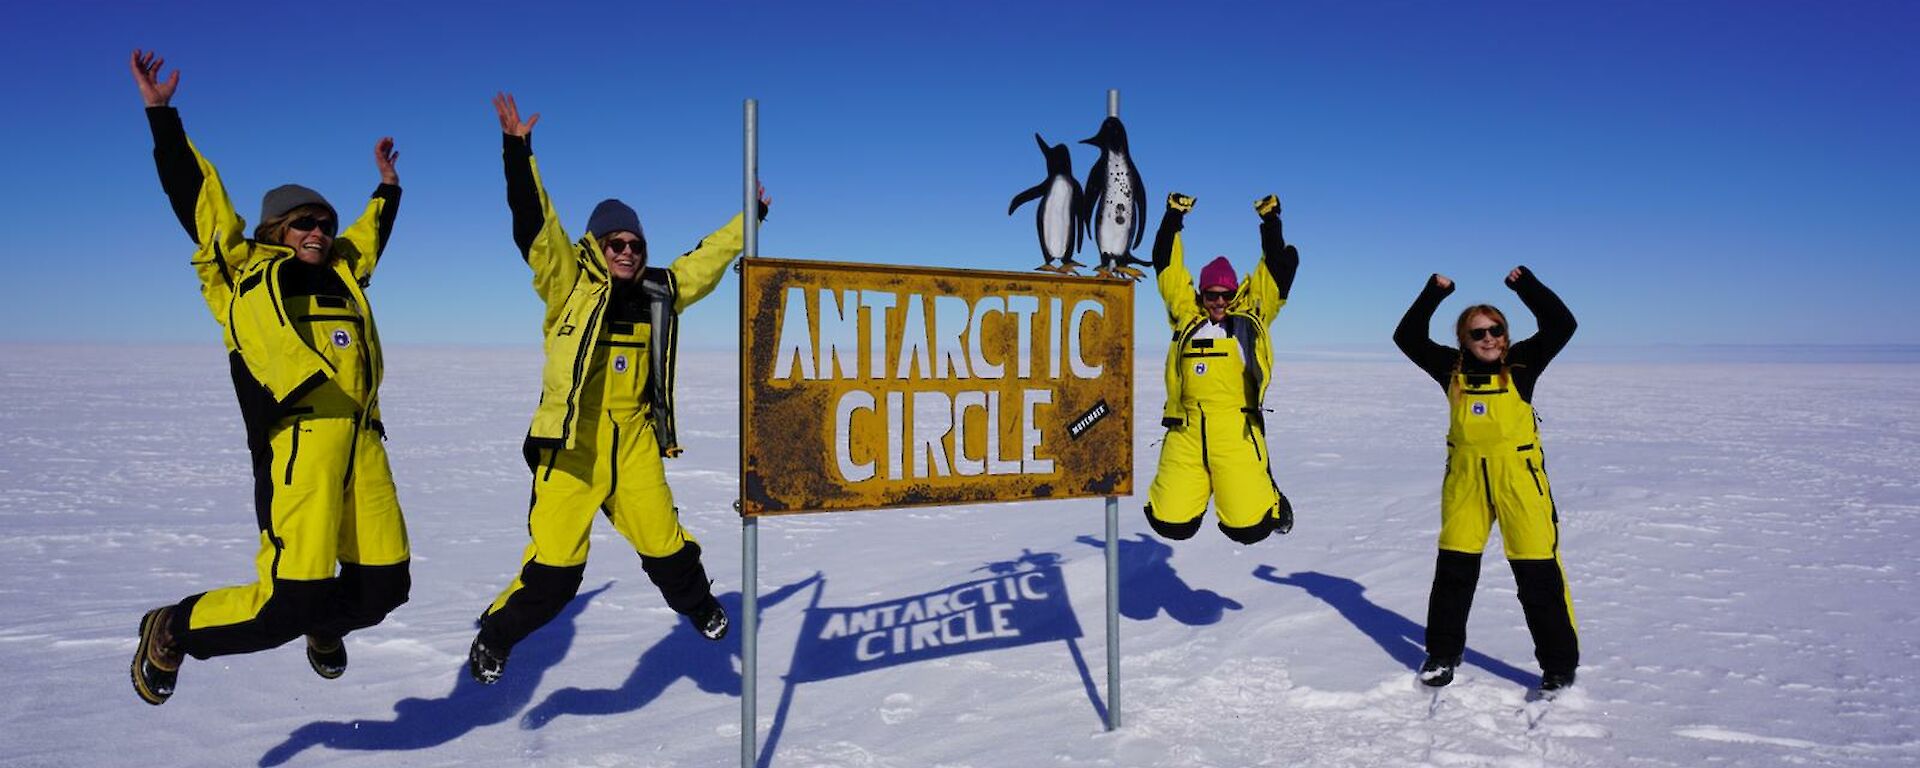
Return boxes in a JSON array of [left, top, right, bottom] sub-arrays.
[[1153, 193, 1202, 326], [1503, 266, 1577, 370], [668, 185, 768, 313], [495, 92, 545, 258], [1394, 274, 1459, 387], [1244, 194, 1300, 325], [332, 137, 402, 285], [134, 49, 253, 324], [132, 51, 202, 238], [494, 93, 584, 326]]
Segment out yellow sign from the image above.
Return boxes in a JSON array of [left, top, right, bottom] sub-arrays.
[[740, 258, 1133, 515]]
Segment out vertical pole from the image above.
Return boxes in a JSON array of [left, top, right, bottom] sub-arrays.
[[741, 98, 760, 768], [1103, 87, 1122, 733], [1104, 495, 1120, 730]]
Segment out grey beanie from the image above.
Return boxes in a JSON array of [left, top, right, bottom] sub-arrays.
[[260, 184, 336, 224], [586, 198, 646, 244]]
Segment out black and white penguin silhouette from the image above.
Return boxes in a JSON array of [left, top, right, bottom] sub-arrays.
[[1078, 116, 1150, 281], [1008, 133, 1087, 274]]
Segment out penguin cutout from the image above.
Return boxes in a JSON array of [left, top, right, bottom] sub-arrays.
[[1008, 133, 1087, 274], [1079, 116, 1151, 281]]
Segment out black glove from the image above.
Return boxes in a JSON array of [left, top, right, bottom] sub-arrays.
[[1167, 192, 1195, 213]]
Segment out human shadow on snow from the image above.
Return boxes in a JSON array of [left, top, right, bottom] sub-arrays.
[[258, 582, 612, 767], [1252, 567, 1535, 688], [1076, 533, 1243, 626], [518, 573, 822, 730]]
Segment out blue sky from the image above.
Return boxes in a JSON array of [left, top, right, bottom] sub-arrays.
[[3, 1, 1915, 352]]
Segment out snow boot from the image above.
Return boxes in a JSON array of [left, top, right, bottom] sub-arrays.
[[468, 637, 507, 685], [131, 607, 183, 705], [306, 635, 346, 679], [1418, 655, 1459, 687], [1539, 669, 1576, 693], [693, 597, 730, 641]]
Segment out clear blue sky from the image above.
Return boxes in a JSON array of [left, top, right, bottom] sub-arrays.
[[3, 1, 1915, 351]]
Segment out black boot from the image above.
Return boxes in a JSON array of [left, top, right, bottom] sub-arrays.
[[306, 635, 346, 679], [692, 596, 729, 641], [468, 636, 507, 685], [131, 607, 183, 705], [1418, 655, 1460, 687]]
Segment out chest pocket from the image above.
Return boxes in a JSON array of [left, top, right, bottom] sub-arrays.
[[602, 320, 651, 415], [1449, 374, 1536, 449], [288, 293, 369, 401], [1179, 333, 1246, 408]]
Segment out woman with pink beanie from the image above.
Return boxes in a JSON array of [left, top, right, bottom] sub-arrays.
[[1142, 192, 1299, 544]]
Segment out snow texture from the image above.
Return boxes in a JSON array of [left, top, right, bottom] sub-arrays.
[[2, 344, 1917, 767]]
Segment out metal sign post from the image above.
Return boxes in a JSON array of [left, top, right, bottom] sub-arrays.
[[1102, 87, 1122, 732], [741, 97, 761, 768]]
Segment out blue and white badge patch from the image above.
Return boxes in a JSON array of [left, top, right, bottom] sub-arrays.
[[613, 354, 628, 374], [1194, 362, 1208, 376], [1471, 401, 1487, 416], [332, 329, 351, 348]]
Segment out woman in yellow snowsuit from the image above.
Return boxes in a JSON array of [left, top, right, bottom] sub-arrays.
[[128, 51, 410, 705], [1393, 267, 1579, 694], [1143, 193, 1298, 544], [467, 94, 766, 684]]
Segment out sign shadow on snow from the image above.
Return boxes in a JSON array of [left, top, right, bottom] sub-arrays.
[[518, 573, 823, 730], [757, 550, 1102, 768], [257, 582, 612, 767], [1251, 566, 1534, 688], [1075, 533, 1243, 625]]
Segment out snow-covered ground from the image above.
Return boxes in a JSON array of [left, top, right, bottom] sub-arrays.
[[3, 343, 1917, 767]]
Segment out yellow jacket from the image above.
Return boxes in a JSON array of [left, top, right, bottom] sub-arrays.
[[1153, 221, 1284, 429], [161, 117, 395, 415], [516, 153, 743, 455]]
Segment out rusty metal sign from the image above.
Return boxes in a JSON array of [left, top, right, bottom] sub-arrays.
[[740, 258, 1133, 516]]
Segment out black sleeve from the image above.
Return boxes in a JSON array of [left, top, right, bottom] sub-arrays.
[[1503, 266, 1577, 373], [503, 132, 543, 259], [1258, 219, 1299, 299], [1393, 275, 1459, 387], [146, 107, 202, 240], [370, 184, 401, 257], [1151, 207, 1185, 272]]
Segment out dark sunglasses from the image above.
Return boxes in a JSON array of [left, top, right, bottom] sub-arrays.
[[1201, 290, 1233, 303], [604, 238, 644, 255], [1467, 324, 1506, 341], [288, 216, 336, 236]]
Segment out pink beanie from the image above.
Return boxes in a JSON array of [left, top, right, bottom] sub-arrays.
[[1199, 256, 1238, 292]]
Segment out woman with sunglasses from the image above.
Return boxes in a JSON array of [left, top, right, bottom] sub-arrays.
[[466, 93, 767, 684], [1142, 192, 1299, 545], [1392, 266, 1579, 695], [127, 50, 410, 706]]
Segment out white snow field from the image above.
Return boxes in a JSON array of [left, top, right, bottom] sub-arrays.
[[2, 343, 1917, 767]]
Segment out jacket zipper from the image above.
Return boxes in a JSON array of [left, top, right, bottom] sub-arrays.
[[558, 290, 609, 447]]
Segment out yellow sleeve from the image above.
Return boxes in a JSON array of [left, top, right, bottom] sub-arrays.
[[333, 195, 393, 286], [668, 213, 746, 314], [1155, 229, 1203, 328], [184, 141, 252, 328], [524, 156, 585, 332], [1243, 257, 1288, 326]]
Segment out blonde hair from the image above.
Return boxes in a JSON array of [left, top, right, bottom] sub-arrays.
[[1447, 304, 1511, 401], [253, 204, 333, 246]]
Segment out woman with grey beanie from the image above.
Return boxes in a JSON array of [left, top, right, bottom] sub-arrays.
[[128, 49, 411, 706]]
